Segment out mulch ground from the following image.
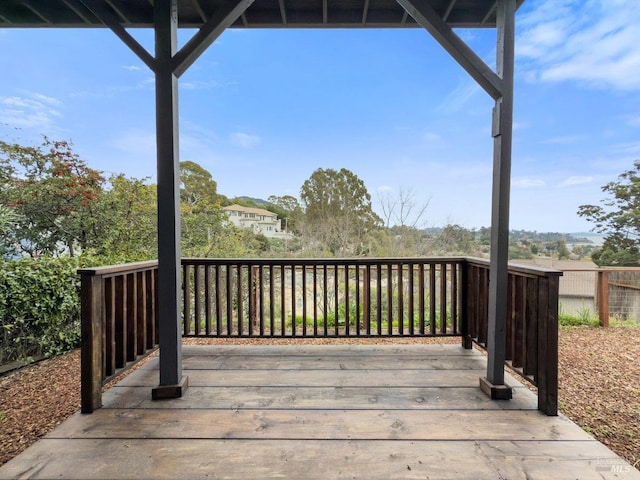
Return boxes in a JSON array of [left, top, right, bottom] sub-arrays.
[[1, 327, 638, 469]]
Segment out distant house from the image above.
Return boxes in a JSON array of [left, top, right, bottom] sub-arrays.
[[513, 258, 597, 316], [223, 204, 292, 240]]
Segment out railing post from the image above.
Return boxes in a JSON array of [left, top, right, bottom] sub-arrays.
[[597, 270, 610, 327], [460, 260, 472, 348], [537, 274, 559, 416], [81, 272, 104, 414]]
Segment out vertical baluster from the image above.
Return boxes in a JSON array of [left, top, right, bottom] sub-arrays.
[[136, 271, 146, 355], [524, 276, 538, 376], [313, 265, 318, 337], [114, 274, 127, 369], [126, 272, 136, 361], [281, 265, 286, 335], [291, 265, 297, 336], [334, 265, 339, 336], [302, 265, 307, 336], [429, 264, 436, 335], [104, 277, 115, 377], [345, 264, 350, 336], [387, 264, 393, 335], [376, 264, 382, 335], [194, 265, 202, 336], [237, 265, 243, 336], [215, 265, 222, 336], [418, 263, 425, 335], [440, 263, 447, 334], [269, 264, 275, 336], [364, 264, 371, 336], [408, 263, 414, 336], [451, 263, 458, 335], [513, 274, 525, 368], [323, 265, 328, 336], [248, 265, 255, 336], [259, 265, 264, 337], [398, 263, 404, 335], [226, 265, 233, 335], [506, 273, 514, 361], [183, 264, 191, 335], [355, 265, 361, 336], [205, 265, 212, 336]]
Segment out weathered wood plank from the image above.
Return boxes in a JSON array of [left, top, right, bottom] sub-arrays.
[[179, 344, 475, 357], [1, 438, 634, 480], [102, 385, 536, 410], [178, 355, 489, 371], [115, 367, 493, 388], [50, 409, 590, 441]]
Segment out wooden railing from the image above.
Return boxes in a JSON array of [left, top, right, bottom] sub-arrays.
[[463, 259, 562, 415], [79, 257, 560, 415], [181, 258, 462, 338], [79, 261, 159, 413]]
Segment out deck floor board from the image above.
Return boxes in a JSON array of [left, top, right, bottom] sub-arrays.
[[1, 344, 637, 479]]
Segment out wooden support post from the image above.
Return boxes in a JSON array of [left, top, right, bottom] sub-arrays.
[[152, 0, 187, 400], [80, 272, 104, 413], [481, 0, 515, 400], [597, 270, 610, 327]]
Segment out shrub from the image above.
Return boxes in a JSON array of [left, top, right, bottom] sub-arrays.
[[0, 257, 82, 364]]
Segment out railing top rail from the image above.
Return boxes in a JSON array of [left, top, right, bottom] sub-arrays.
[[181, 256, 468, 266], [465, 257, 563, 277], [78, 260, 158, 277]]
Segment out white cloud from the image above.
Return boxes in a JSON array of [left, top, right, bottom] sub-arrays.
[[541, 135, 584, 145], [437, 79, 480, 114], [518, 0, 640, 91], [181, 79, 223, 90], [0, 93, 63, 129], [512, 177, 545, 188], [123, 65, 143, 72], [558, 176, 593, 187], [422, 131, 441, 142], [230, 132, 261, 148]]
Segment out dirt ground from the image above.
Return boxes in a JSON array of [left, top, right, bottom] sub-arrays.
[[1, 327, 638, 469]]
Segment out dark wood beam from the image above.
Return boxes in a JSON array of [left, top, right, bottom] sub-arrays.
[[362, 0, 370, 24], [395, 0, 503, 100], [192, 0, 207, 22], [105, 0, 131, 23], [62, 0, 94, 24], [482, 2, 496, 24], [323, 0, 328, 24], [23, 1, 52, 24], [172, 0, 255, 77], [152, 0, 187, 397], [76, 0, 156, 71], [278, 0, 288, 25], [483, 0, 515, 398], [442, 0, 457, 22]]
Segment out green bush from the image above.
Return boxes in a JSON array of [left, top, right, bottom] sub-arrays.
[[0, 257, 82, 364]]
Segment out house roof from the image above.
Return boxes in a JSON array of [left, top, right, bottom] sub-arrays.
[[223, 204, 278, 217], [0, 0, 524, 29]]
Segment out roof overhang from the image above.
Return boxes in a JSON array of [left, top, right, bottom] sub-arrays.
[[0, 0, 523, 29]]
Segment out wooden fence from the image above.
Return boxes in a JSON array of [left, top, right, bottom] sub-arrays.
[[80, 257, 560, 415]]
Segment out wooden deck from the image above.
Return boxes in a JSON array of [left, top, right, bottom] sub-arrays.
[[1, 344, 638, 479]]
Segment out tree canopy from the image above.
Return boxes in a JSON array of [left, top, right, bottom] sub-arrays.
[[578, 160, 640, 266], [300, 168, 382, 256]]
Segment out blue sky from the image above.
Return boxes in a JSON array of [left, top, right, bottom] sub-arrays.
[[1, 0, 639, 233]]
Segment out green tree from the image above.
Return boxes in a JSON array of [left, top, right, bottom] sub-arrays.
[[94, 174, 157, 261], [299, 168, 382, 256], [0, 138, 104, 257], [267, 194, 303, 234], [179, 161, 246, 257], [578, 160, 640, 266]]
